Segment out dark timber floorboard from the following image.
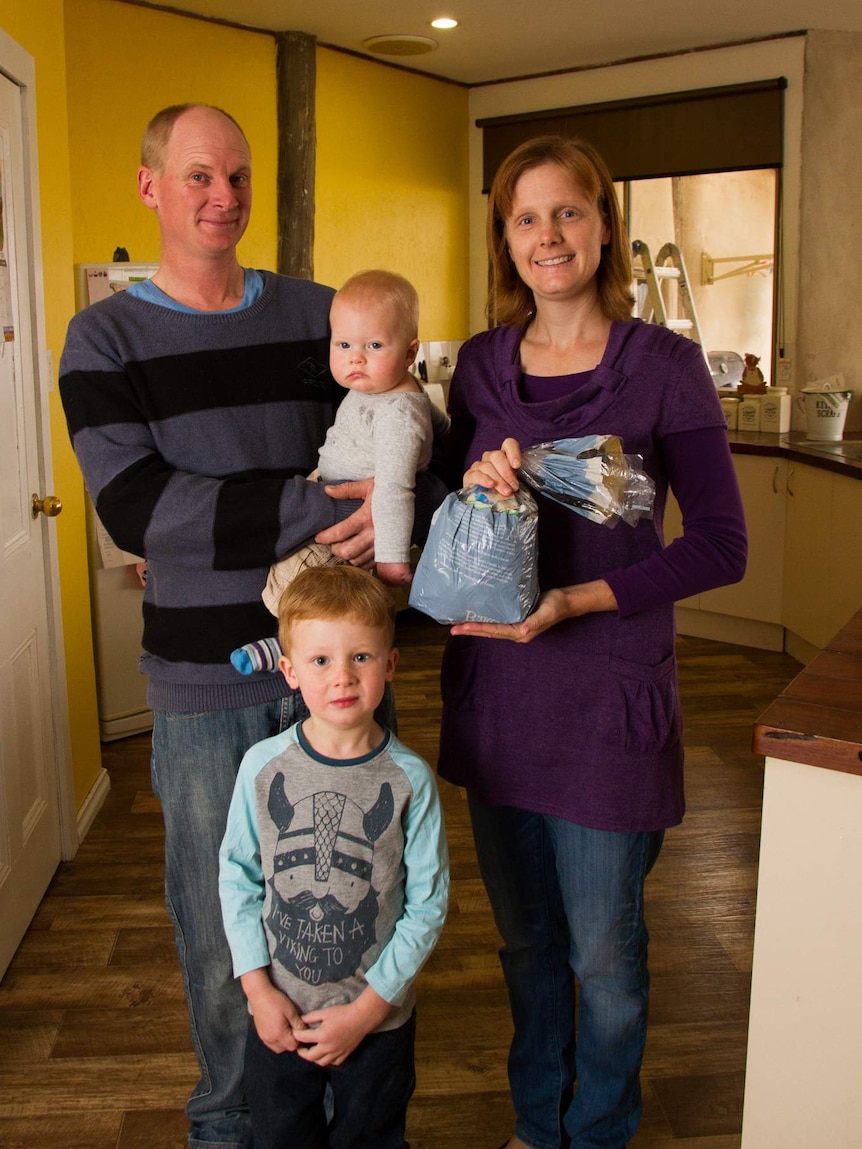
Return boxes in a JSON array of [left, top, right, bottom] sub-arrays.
[[0, 611, 801, 1148]]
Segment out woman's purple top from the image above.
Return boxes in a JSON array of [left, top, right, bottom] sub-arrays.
[[436, 318, 747, 832]]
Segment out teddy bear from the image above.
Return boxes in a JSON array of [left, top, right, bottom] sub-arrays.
[[738, 352, 767, 394]]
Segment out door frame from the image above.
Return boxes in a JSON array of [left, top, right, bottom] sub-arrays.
[[1, 27, 77, 861]]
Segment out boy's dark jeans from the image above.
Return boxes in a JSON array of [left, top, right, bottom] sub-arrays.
[[244, 1010, 416, 1149]]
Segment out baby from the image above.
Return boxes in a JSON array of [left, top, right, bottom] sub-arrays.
[[232, 270, 444, 676]]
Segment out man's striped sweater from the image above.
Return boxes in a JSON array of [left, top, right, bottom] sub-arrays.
[[60, 271, 343, 713]]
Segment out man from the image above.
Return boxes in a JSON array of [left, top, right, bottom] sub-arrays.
[[60, 104, 441, 1149]]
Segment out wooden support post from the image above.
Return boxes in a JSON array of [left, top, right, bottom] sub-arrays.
[[276, 31, 316, 280]]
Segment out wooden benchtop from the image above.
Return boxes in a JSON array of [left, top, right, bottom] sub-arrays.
[[753, 609, 862, 777], [727, 430, 862, 479]]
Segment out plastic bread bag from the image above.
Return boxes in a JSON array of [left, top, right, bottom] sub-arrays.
[[517, 435, 655, 527], [408, 486, 539, 624]]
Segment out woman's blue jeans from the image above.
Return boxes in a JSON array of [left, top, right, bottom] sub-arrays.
[[468, 796, 664, 1149], [151, 690, 395, 1149]]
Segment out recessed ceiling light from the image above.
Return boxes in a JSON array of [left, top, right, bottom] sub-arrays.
[[362, 34, 438, 56], [431, 17, 458, 29]]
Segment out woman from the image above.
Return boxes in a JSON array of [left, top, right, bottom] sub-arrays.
[[438, 136, 747, 1149]]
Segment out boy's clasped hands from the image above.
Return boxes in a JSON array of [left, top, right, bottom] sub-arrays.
[[242, 965, 392, 1066]]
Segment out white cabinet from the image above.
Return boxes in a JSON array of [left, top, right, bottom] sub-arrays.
[[667, 450, 862, 654], [783, 465, 862, 650], [782, 463, 833, 649], [85, 499, 152, 740], [830, 473, 862, 635], [666, 454, 787, 647], [700, 455, 786, 625], [743, 758, 862, 1149]]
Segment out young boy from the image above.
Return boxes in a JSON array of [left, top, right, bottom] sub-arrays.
[[219, 564, 449, 1149], [231, 268, 446, 676]]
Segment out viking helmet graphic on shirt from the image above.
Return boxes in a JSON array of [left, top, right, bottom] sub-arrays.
[[268, 772, 394, 920]]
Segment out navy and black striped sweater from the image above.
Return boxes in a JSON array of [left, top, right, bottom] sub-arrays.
[[60, 271, 343, 713]]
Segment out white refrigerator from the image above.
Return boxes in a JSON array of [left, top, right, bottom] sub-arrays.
[[76, 263, 158, 740]]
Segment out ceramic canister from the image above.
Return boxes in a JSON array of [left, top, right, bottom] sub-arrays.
[[719, 395, 741, 430], [737, 395, 762, 432], [760, 388, 791, 433]]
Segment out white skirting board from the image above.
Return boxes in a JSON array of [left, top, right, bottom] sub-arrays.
[[74, 767, 111, 849]]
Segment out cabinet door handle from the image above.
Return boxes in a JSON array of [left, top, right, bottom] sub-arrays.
[[772, 465, 780, 494], [787, 468, 795, 497]]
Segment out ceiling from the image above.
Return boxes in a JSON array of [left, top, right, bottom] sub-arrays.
[[127, 0, 862, 84]]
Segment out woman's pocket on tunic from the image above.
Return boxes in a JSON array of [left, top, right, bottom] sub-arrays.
[[607, 650, 681, 753]]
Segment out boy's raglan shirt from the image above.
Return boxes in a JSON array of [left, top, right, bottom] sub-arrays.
[[219, 725, 449, 1032]]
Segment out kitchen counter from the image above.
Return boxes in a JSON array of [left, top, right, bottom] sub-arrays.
[[667, 429, 862, 658], [727, 429, 862, 478], [741, 606, 862, 1146], [752, 606, 862, 776]]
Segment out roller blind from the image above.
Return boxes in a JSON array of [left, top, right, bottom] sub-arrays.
[[478, 78, 786, 191]]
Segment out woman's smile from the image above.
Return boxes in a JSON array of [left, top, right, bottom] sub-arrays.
[[505, 162, 609, 305]]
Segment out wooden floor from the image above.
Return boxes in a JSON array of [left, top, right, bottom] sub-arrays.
[[0, 612, 801, 1149]]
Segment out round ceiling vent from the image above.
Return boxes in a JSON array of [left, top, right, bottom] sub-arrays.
[[362, 34, 438, 56]]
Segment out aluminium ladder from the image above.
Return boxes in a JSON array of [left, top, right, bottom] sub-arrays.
[[632, 239, 709, 368]]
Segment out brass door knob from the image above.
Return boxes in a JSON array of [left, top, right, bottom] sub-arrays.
[[31, 494, 63, 519]]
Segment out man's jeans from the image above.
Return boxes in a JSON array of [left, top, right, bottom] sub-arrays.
[[151, 689, 395, 1149], [468, 796, 664, 1149], [244, 1012, 416, 1148]]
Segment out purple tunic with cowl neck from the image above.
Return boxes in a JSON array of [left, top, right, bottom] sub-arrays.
[[437, 318, 747, 832]]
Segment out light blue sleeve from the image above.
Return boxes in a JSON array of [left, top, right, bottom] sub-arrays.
[[218, 742, 276, 979], [363, 743, 450, 1005]]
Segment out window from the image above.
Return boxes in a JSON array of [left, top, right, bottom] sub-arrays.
[[624, 170, 778, 384]]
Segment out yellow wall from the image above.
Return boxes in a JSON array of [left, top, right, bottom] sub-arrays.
[[315, 48, 470, 340], [64, 0, 278, 270], [2, 1, 470, 818], [1, 0, 103, 807]]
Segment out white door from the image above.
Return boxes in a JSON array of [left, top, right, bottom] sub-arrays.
[[0, 67, 63, 975]]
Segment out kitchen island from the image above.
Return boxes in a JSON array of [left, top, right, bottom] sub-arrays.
[[741, 607, 862, 1147]]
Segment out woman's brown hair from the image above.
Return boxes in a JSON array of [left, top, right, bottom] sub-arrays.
[[486, 134, 634, 328]]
